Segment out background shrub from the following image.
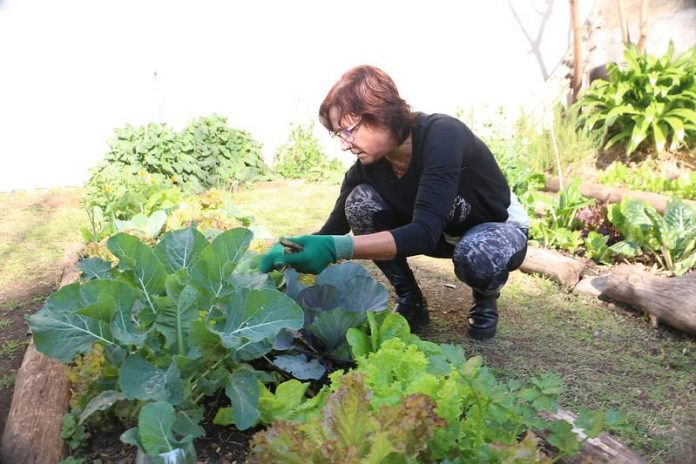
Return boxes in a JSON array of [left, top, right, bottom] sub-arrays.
[[575, 42, 696, 155], [273, 121, 345, 182]]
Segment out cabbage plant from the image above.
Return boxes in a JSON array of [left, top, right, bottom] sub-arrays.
[[28, 227, 305, 459]]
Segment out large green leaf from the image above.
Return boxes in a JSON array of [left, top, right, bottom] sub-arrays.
[[225, 369, 260, 430], [272, 354, 326, 380], [119, 356, 185, 405], [664, 198, 696, 258], [189, 228, 253, 297], [188, 320, 225, 357], [78, 280, 140, 323], [28, 310, 116, 362], [210, 289, 304, 352], [307, 308, 366, 352], [107, 233, 167, 303], [154, 227, 208, 274], [114, 210, 167, 239], [316, 262, 370, 287], [76, 257, 113, 280], [155, 284, 200, 354], [79, 390, 126, 424], [138, 401, 194, 456], [340, 275, 388, 312], [111, 301, 149, 347]]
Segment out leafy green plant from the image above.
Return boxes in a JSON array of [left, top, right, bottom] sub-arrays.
[[82, 115, 269, 241], [120, 401, 198, 463], [0, 372, 15, 390], [178, 115, 270, 189], [251, 334, 623, 463], [575, 42, 696, 155], [515, 104, 603, 174], [608, 197, 696, 275], [27, 227, 307, 458], [269, 264, 389, 380], [61, 411, 87, 451], [274, 122, 344, 182], [584, 231, 612, 264], [525, 180, 594, 252], [247, 372, 445, 463], [599, 160, 696, 200]]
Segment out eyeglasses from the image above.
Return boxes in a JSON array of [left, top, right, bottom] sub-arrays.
[[332, 119, 362, 143]]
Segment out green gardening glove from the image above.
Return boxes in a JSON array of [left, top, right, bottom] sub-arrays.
[[258, 243, 286, 272], [282, 235, 354, 274]]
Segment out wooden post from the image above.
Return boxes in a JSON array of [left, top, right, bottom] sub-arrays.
[[637, 0, 649, 52], [0, 255, 80, 464], [616, 0, 631, 44], [569, 0, 583, 103]]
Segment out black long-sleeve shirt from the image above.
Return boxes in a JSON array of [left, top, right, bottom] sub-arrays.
[[318, 112, 513, 257]]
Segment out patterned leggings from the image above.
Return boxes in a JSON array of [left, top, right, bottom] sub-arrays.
[[345, 183, 528, 294]]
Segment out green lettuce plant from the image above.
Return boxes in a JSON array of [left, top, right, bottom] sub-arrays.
[[249, 335, 626, 463], [247, 372, 444, 464], [575, 42, 696, 155]]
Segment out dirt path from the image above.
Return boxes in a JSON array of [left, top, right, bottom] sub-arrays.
[[0, 188, 84, 438]]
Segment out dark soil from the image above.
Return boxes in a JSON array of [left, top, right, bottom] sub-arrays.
[[0, 269, 66, 439]]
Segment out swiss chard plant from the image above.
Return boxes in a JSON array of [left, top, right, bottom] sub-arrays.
[[28, 227, 308, 460], [607, 197, 696, 275]]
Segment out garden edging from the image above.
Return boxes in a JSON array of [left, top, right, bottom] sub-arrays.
[[520, 245, 696, 336], [0, 253, 79, 463]]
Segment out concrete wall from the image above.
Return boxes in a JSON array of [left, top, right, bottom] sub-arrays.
[[0, 0, 691, 192]]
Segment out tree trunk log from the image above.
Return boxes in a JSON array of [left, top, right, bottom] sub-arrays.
[[543, 407, 647, 463], [544, 177, 696, 213], [0, 254, 80, 464], [600, 265, 696, 335], [520, 246, 587, 287]]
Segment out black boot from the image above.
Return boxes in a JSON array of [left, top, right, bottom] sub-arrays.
[[374, 258, 430, 332], [467, 290, 499, 340]]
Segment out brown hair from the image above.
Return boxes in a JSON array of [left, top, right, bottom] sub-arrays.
[[319, 65, 414, 144]]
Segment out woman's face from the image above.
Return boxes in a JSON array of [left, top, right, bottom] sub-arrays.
[[328, 106, 396, 165]]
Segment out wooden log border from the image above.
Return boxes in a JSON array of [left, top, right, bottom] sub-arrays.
[[520, 245, 696, 336], [0, 251, 80, 463], [544, 177, 696, 213]]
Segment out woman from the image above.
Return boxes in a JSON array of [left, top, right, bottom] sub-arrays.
[[260, 65, 529, 340]]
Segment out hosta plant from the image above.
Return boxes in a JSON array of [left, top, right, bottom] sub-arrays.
[[575, 42, 696, 155]]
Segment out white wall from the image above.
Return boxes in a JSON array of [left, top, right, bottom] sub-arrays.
[[0, 0, 579, 192]]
